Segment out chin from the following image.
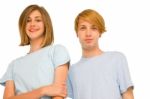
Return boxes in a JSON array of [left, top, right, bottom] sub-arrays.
[[83, 45, 94, 50]]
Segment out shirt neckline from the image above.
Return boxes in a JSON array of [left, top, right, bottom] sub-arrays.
[[81, 51, 106, 61]]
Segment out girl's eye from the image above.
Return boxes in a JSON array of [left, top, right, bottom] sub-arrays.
[[26, 19, 31, 22], [36, 19, 42, 22]]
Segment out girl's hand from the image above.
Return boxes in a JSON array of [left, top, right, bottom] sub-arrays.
[[42, 82, 67, 97]]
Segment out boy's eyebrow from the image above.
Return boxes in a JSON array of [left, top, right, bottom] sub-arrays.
[[78, 24, 86, 26], [92, 24, 96, 26], [79, 25, 85, 26]]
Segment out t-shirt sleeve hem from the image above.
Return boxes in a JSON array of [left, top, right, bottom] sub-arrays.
[[121, 83, 134, 94], [54, 58, 70, 68], [0, 79, 13, 86]]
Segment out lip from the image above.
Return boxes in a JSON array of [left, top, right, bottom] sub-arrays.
[[85, 39, 93, 43], [28, 28, 38, 32]]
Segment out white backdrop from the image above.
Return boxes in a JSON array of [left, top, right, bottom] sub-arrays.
[[0, 0, 150, 99]]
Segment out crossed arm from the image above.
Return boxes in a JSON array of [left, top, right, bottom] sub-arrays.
[[3, 63, 69, 99], [122, 87, 134, 99]]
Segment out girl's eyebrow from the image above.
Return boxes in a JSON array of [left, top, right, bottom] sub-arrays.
[[35, 16, 42, 18], [27, 16, 42, 19]]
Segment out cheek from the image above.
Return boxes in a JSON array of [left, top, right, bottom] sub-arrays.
[[41, 26, 45, 31], [25, 25, 29, 32], [78, 36, 85, 44], [93, 31, 100, 37], [39, 23, 44, 28], [39, 23, 45, 32], [26, 23, 29, 29], [77, 31, 85, 37], [77, 33, 82, 39]]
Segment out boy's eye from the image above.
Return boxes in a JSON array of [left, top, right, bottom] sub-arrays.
[[91, 26, 98, 30], [80, 26, 86, 30], [92, 27, 97, 30]]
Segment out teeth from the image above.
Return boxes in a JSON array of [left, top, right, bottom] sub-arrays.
[[29, 29, 37, 32]]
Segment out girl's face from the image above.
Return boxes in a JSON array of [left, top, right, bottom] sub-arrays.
[[77, 19, 100, 50], [26, 10, 45, 41]]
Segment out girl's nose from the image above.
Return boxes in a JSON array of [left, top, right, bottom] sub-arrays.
[[30, 20, 36, 26]]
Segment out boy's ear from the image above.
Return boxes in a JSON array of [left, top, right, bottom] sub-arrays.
[[99, 34, 101, 37], [99, 32, 102, 37]]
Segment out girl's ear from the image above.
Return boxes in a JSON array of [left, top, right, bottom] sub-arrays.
[[76, 33, 78, 37]]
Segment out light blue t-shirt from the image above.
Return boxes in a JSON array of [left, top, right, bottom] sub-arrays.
[[68, 51, 133, 99], [0, 44, 70, 99]]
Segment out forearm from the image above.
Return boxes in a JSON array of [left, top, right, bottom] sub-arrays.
[[5, 87, 44, 99], [122, 93, 134, 99], [52, 63, 69, 99], [122, 87, 134, 99], [5, 83, 66, 99], [122, 94, 134, 99]]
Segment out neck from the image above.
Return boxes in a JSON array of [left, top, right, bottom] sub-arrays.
[[29, 37, 44, 53], [82, 47, 103, 58]]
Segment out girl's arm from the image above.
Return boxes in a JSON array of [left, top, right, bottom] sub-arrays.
[[4, 80, 66, 99], [122, 87, 134, 99], [52, 62, 69, 99], [4, 80, 43, 99]]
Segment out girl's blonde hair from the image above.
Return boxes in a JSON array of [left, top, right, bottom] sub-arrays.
[[19, 4, 54, 47]]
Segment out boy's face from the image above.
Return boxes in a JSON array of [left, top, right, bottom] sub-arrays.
[[77, 19, 100, 50]]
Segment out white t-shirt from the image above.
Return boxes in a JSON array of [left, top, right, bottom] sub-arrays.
[[0, 44, 70, 99], [68, 51, 133, 99]]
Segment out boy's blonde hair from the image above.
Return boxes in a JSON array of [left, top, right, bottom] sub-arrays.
[[75, 9, 106, 35]]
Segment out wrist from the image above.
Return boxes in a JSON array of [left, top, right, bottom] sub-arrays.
[[40, 85, 52, 96], [39, 86, 47, 96]]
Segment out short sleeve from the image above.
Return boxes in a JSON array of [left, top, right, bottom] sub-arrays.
[[116, 53, 134, 94], [52, 44, 70, 68], [67, 75, 74, 98], [0, 61, 14, 86]]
